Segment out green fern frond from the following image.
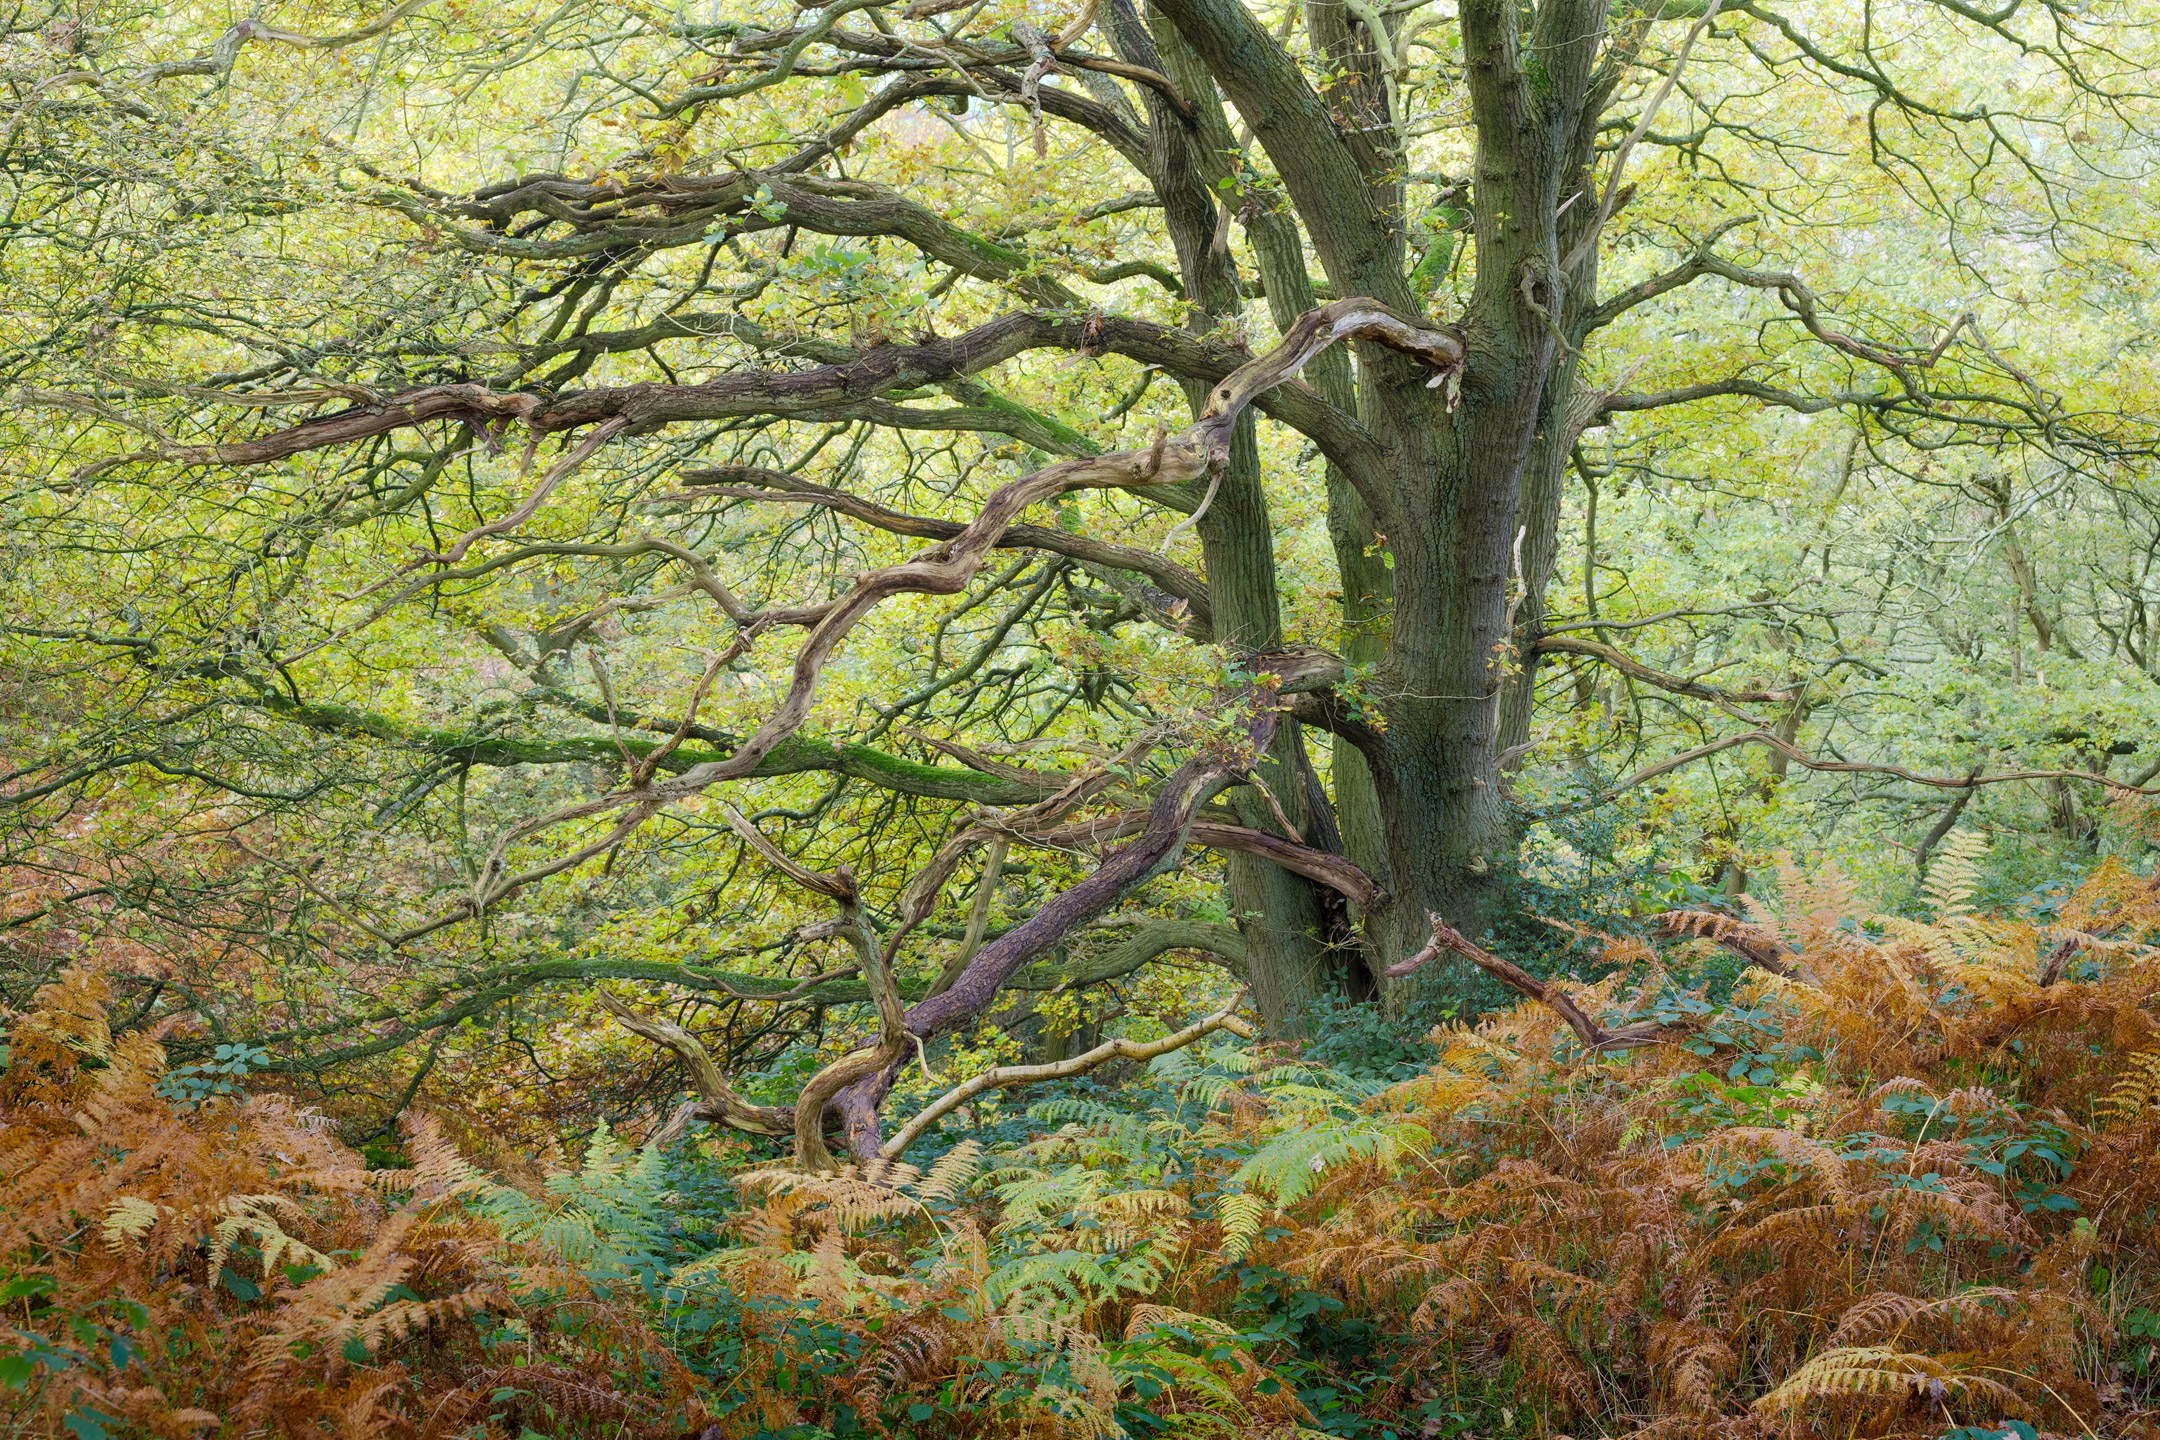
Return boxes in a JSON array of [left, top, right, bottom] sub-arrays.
[[1922, 828, 1990, 920], [1216, 1191, 1267, 1261]]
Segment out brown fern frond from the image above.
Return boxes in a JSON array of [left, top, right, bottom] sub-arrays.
[[1752, 1346, 2030, 1420]]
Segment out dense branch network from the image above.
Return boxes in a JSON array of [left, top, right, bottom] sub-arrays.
[[3, 0, 2155, 1155]]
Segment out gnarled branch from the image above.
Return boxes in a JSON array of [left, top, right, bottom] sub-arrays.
[[594, 990, 797, 1145], [387, 298, 1456, 941], [1388, 915, 1693, 1053], [879, 990, 1255, 1158]]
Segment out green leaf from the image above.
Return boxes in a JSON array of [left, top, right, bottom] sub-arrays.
[[63, 1408, 118, 1440], [2, 1275, 56, 1302]]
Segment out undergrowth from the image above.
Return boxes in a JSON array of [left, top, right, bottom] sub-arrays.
[[4, 853, 2159, 1439]]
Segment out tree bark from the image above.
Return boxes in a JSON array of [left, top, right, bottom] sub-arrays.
[[1147, 0, 1615, 1004], [1108, 0, 1348, 1034]]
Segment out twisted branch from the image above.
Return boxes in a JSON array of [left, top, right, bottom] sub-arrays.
[[879, 990, 1256, 1159], [1388, 915, 1693, 1054], [384, 298, 1456, 942]]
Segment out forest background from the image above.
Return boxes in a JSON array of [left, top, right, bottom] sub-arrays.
[[3, 0, 2160, 1434]]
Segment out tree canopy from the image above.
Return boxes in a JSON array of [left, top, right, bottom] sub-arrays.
[[4, 0, 2160, 1161]]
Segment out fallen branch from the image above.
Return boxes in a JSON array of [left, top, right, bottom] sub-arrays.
[[2038, 933, 2088, 987], [880, 991, 1255, 1158], [1388, 915, 1691, 1054], [1652, 909, 1805, 980]]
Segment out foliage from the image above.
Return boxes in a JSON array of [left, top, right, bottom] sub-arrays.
[[8, 0, 2160, 1120], [0, 965, 703, 1438], [3, 0, 2160, 1427], [1297, 998, 1439, 1086], [7, 857, 2160, 1437]]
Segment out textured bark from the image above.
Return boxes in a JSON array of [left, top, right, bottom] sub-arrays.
[[86, 309, 1400, 487], [1139, 0, 1617, 995], [1651, 910, 1805, 981]]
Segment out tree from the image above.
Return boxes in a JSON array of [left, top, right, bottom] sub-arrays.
[[3, 0, 2156, 1159]]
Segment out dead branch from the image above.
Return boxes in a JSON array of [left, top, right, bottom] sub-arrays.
[[879, 991, 1255, 1159], [601, 804, 908, 1167], [673, 464, 1214, 626], [2038, 934, 2087, 987], [1652, 909, 1806, 980], [1388, 915, 1691, 1054], [712, 805, 908, 1170]]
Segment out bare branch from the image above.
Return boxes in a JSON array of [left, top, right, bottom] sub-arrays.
[[987, 809, 1384, 908], [1652, 909, 1805, 979], [384, 299, 1456, 941], [595, 990, 797, 1144], [713, 804, 903, 1169], [879, 990, 1256, 1158], [1388, 916, 1693, 1053], [677, 463, 1214, 623], [834, 681, 1300, 1158], [1535, 729, 2160, 819], [1534, 633, 1797, 707]]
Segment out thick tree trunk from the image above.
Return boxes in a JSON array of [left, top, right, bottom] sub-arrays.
[[1333, 0, 1608, 988], [1145, 0, 1616, 1010], [1115, 0, 1348, 1034]]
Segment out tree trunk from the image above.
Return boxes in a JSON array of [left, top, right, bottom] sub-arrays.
[[1114, 0, 1349, 1034]]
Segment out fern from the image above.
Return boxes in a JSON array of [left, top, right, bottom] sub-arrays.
[[475, 1120, 680, 1286], [18, 855, 2159, 1440], [1922, 826, 1991, 919], [1753, 1345, 2030, 1418], [2099, 1047, 2160, 1125], [1216, 1191, 1267, 1261], [0, 966, 701, 1438]]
